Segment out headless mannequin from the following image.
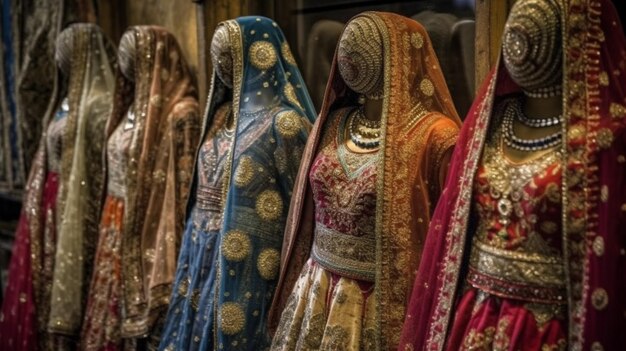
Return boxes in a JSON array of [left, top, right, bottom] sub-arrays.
[[210, 26, 235, 129], [54, 30, 72, 119], [501, 0, 563, 163], [119, 31, 137, 129], [337, 17, 384, 154]]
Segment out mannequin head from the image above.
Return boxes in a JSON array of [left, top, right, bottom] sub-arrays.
[[210, 25, 234, 89], [337, 16, 384, 100], [502, 0, 563, 97], [55, 27, 74, 77], [119, 30, 137, 81]]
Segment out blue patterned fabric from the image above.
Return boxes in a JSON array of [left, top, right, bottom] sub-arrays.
[[159, 16, 316, 351]]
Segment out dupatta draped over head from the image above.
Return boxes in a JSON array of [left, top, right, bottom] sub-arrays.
[[398, 1, 626, 350], [196, 16, 315, 348], [47, 23, 117, 337], [108, 26, 200, 338], [0, 23, 115, 349], [269, 12, 461, 349]]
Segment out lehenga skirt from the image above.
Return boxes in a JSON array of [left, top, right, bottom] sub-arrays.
[[444, 287, 568, 351], [0, 171, 60, 351], [81, 195, 125, 351], [271, 258, 377, 351], [158, 208, 220, 351]]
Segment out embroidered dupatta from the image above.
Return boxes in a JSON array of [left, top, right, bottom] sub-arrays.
[[108, 26, 201, 338], [195, 16, 316, 348], [398, 1, 626, 350], [47, 23, 117, 337], [268, 12, 461, 350]]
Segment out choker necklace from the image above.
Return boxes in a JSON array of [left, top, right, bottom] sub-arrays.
[[513, 99, 562, 128], [348, 107, 381, 149], [503, 101, 561, 152], [523, 84, 562, 99]]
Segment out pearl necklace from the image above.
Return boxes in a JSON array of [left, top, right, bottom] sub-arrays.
[[348, 108, 381, 149], [513, 99, 562, 128], [503, 100, 561, 151]]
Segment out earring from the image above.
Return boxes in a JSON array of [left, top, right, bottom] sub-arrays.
[[358, 94, 366, 105]]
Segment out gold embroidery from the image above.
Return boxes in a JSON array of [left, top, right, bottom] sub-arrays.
[[410, 32, 423, 49], [320, 325, 349, 349], [281, 41, 296, 65], [593, 236, 605, 256], [596, 128, 614, 149], [302, 310, 324, 348], [599, 71, 609, 86], [462, 326, 495, 350], [540, 221, 558, 234], [255, 190, 283, 221], [362, 327, 377, 351], [610, 103, 626, 119], [190, 289, 200, 311], [284, 83, 303, 109], [591, 288, 608, 310], [150, 94, 163, 108], [219, 302, 245, 335], [257, 248, 280, 280], [524, 302, 566, 327], [222, 230, 251, 262], [600, 185, 609, 202], [249, 41, 277, 70], [591, 341, 604, 351], [420, 78, 435, 96], [234, 156, 255, 188], [541, 339, 567, 351], [178, 277, 190, 296], [493, 317, 511, 351], [568, 125, 586, 140], [276, 110, 302, 138]]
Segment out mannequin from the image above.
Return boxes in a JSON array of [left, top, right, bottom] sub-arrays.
[[159, 17, 315, 351], [269, 12, 461, 350], [81, 26, 200, 349]]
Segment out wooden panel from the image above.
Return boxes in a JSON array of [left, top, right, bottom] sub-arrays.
[[474, 0, 515, 90], [125, 0, 199, 70]]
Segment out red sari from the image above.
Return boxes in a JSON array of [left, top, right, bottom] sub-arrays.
[[398, 1, 626, 350]]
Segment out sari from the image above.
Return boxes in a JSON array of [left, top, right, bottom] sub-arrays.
[[268, 12, 461, 350], [398, 0, 626, 350], [158, 16, 316, 351], [99, 26, 200, 343], [0, 23, 116, 351], [47, 23, 117, 341]]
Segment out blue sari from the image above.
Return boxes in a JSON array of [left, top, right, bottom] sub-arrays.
[[159, 16, 316, 351]]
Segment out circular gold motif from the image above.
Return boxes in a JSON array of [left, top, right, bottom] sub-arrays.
[[234, 156, 255, 187], [410, 32, 424, 49], [284, 83, 303, 109], [257, 248, 280, 280], [222, 230, 251, 262], [281, 41, 296, 66], [596, 128, 614, 149], [248, 40, 277, 70], [276, 110, 302, 138], [219, 302, 245, 335], [256, 190, 283, 221], [420, 78, 435, 96], [591, 287, 608, 310]]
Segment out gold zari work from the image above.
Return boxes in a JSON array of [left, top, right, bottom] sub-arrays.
[[257, 248, 280, 280], [222, 230, 252, 262], [420, 78, 435, 96], [249, 41, 278, 70], [220, 302, 246, 335], [276, 110, 302, 138], [256, 190, 283, 221], [591, 288, 608, 310], [596, 128, 614, 149], [234, 156, 255, 188], [610, 103, 626, 119], [281, 42, 296, 65]]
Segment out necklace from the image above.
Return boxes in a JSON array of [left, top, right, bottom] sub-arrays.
[[513, 99, 562, 128], [503, 101, 561, 151], [348, 108, 381, 149]]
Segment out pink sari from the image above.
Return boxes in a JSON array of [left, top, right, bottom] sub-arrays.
[[398, 0, 626, 350]]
